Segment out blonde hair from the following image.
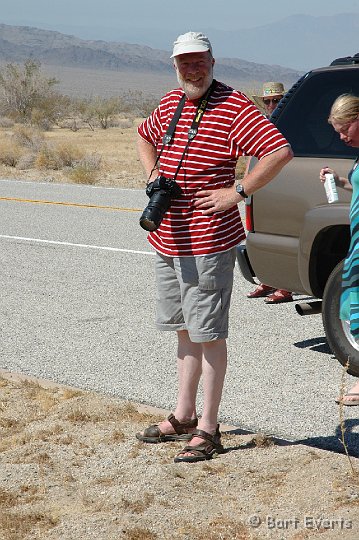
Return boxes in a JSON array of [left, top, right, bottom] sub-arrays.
[[329, 94, 359, 124]]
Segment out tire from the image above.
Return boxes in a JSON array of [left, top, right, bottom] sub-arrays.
[[322, 260, 359, 376]]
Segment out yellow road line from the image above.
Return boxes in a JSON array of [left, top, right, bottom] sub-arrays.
[[0, 196, 142, 212]]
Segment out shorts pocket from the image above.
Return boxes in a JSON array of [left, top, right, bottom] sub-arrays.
[[196, 251, 235, 334], [197, 250, 234, 291]]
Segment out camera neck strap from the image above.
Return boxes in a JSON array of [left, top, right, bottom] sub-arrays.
[[148, 80, 217, 182], [187, 79, 216, 141]]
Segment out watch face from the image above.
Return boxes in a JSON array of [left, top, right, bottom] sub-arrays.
[[236, 184, 247, 197]]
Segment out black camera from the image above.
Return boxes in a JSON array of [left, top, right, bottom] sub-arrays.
[[139, 176, 182, 231]]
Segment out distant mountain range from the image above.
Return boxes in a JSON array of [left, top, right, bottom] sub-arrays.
[[33, 13, 359, 72], [0, 23, 304, 95]]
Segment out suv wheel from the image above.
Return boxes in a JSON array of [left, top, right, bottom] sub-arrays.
[[322, 260, 359, 376]]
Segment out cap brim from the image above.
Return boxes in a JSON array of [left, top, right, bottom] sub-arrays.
[[171, 44, 210, 58]]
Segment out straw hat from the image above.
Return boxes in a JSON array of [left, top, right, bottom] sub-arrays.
[[253, 82, 285, 99]]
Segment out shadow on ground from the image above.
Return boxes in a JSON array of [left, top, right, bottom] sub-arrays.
[[224, 419, 359, 458], [293, 336, 331, 354]]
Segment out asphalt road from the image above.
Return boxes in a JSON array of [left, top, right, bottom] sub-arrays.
[[1, 179, 358, 455]]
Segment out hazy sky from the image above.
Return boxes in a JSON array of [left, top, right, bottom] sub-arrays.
[[2, 0, 359, 33], [2, 0, 359, 71]]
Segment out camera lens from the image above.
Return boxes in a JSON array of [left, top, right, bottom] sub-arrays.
[[140, 177, 182, 232], [139, 209, 160, 231], [139, 191, 172, 231]]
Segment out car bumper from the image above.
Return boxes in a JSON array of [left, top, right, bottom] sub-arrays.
[[236, 243, 256, 284]]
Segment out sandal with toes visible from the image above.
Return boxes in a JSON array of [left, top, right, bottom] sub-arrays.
[[335, 393, 359, 406], [136, 413, 198, 443], [174, 425, 224, 463], [247, 283, 275, 298], [264, 289, 293, 304]]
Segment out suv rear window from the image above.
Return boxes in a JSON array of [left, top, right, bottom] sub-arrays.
[[274, 69, 359, 158]]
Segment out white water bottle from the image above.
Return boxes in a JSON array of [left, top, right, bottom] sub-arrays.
[[324, 173, 339, 203]]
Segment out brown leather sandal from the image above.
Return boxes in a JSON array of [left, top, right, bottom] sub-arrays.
[[136, 413, 198, 443], [173, 425, 224, 463]]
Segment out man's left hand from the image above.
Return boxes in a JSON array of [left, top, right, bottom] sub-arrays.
[[193, 186, 241, 215]]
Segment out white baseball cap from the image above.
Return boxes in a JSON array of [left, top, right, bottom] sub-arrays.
[[171, 31, 212, 58]]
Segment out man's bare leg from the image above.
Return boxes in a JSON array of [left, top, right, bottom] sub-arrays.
[[173, 330, 202, 421], [142, 330, 202, 436], [182, 338, 227, 451]]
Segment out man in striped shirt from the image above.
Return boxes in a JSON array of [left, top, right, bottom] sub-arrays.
[[136, 32, 293, 463]]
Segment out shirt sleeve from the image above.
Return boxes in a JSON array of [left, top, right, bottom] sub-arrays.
[[137, 105, 163, 147], [229, 95, 290, 160]]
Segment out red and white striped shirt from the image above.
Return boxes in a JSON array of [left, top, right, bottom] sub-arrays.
[[138, 81, 289, 257]]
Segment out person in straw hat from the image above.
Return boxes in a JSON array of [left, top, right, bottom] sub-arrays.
[[253, 81, 286, 116], [247, 82, 294, 304]]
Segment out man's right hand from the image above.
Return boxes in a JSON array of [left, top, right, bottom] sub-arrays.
[[193, 185, 242, 215]]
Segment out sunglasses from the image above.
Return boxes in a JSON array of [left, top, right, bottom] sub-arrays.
[[263, 97, 281, 105]]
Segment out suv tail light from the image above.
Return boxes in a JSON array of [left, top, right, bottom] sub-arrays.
[[245, 196, 254, 232]]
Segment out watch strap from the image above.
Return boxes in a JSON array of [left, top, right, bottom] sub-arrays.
[[236, 184, 248, 198]]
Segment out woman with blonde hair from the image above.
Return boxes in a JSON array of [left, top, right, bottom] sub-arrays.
[[320, 93, 359, 405]]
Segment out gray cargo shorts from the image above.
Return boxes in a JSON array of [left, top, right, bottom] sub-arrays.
[[155, 249, 236, 343]]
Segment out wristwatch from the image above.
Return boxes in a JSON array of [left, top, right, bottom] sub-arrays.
[[236, 184, 249, 199]]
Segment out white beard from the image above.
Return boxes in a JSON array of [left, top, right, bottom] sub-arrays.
[[177, 70, 213, 100]]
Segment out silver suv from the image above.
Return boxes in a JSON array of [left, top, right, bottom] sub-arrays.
[[238, 54, 359, 375]]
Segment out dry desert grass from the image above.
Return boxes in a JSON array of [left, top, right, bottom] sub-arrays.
[[0, 371, 359, 540], [0, 120, 248, 189]]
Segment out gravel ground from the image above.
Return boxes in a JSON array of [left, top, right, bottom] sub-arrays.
[[0, 370, 359, 540]]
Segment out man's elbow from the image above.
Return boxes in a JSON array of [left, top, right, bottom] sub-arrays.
[[137, 136, 155, 150], [280, 145, 294, 164]]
